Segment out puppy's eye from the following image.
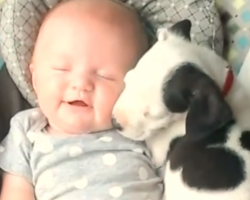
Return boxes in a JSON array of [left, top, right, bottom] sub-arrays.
[[143, 111, 149, 117]]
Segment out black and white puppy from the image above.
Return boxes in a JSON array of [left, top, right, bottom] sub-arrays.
[[112, 19, 250, 200]]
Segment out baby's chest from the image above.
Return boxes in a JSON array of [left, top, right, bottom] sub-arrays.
[[28, 133, 152, 197]]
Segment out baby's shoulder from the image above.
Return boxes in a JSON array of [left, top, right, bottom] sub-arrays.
[[11, 108, 46, 133]]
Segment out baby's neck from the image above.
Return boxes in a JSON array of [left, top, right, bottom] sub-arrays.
[[46, 124, 114, 136]]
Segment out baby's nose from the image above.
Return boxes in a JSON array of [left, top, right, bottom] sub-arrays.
[[72, 77, 94, 92]]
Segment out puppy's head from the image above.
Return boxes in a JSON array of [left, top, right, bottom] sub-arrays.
[[112, 19, 233, 141]]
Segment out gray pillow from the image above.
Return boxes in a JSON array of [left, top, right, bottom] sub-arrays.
[[1, 0, 223, 107]]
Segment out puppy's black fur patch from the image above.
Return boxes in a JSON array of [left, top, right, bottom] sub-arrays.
[[170, 19, 192, 41], [167, 120, 246, 190], [163, 63, 233, 141], [163, 63, 246, 190], [240, 131, 250, 151]]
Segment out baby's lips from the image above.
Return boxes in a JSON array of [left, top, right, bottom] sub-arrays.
[[68, 100, 88, 107]]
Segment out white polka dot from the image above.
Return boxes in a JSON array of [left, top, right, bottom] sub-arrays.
[[69, 146, 83, 157], [154, 15, 158, 19], [0, 145, 5, 153], [132, 148, 143, 154], [109, 186, 123, 198], [199, 7, 203, 11], [99, 136, 113, 142], [27, 131, 36, 143], [184, 4, 189, 9], [38, 170, 54, 188], [195, 21, 200, 25], [13, 129, 23, 146], [102, 153, 117, 166], [138, 167, 148, 180], [157, 2, 161, 6], [36, 135, 54, 153], [31, 110, 40, 119], [171, 3, 175, 7], [74, 176, 88, 189], [12, 62, 17, 67]]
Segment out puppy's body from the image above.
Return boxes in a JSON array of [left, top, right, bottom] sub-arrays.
[[163, 121, 250, 200], [112, 20, 250, 200]]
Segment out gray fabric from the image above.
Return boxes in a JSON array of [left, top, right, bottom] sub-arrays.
[[0, 108, 163, 200], [0, 64, 31, 142], [1, 0, 223, 107], [0, 64, 31, 192]]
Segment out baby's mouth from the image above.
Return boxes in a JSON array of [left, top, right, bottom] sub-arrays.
[[68, 100, 88, 107]]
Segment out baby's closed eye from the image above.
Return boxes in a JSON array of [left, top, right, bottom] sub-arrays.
[[96, 71, 116, 81], [51, 66, 71, 72]]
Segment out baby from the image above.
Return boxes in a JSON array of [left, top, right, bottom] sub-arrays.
[[0, 0, 163, 200]]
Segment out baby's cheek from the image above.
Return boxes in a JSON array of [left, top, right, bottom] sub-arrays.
[[37, 75, 66, 101], [111, 83, 125, 104], [96, 85, 122, 118]]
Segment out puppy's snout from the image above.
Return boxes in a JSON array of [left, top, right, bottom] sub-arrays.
[[111, 117, 123, 131]]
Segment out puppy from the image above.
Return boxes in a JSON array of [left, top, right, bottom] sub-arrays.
[[112, 19, 250, 200]]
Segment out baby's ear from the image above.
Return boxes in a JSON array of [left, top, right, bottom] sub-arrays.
[[29, 63, 37, 92]]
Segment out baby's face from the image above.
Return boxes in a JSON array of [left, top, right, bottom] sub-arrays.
[[30, 0, 147, 134]]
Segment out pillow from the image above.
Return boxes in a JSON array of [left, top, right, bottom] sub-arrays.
[[0, 34, 3, 70], [0, 0, 5, 70], [1, 0, 223, 107], [216, 0, 250, 74]]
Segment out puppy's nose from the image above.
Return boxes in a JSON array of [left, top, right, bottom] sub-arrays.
[[111, 117, 123, 131]]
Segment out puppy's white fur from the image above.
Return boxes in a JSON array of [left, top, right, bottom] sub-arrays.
[[113, 27, 250, 200]]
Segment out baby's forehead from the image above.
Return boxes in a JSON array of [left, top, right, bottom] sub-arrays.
[[33, 0, 146, 55], [40, 0, 141, 34], [32, 0, 148, 67]]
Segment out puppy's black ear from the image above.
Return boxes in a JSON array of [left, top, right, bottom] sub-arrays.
[[170, 19, 192, 41], [163, 63, 233, 140]]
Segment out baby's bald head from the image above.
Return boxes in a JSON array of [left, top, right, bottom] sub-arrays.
[[32, 0, 149, 65]]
